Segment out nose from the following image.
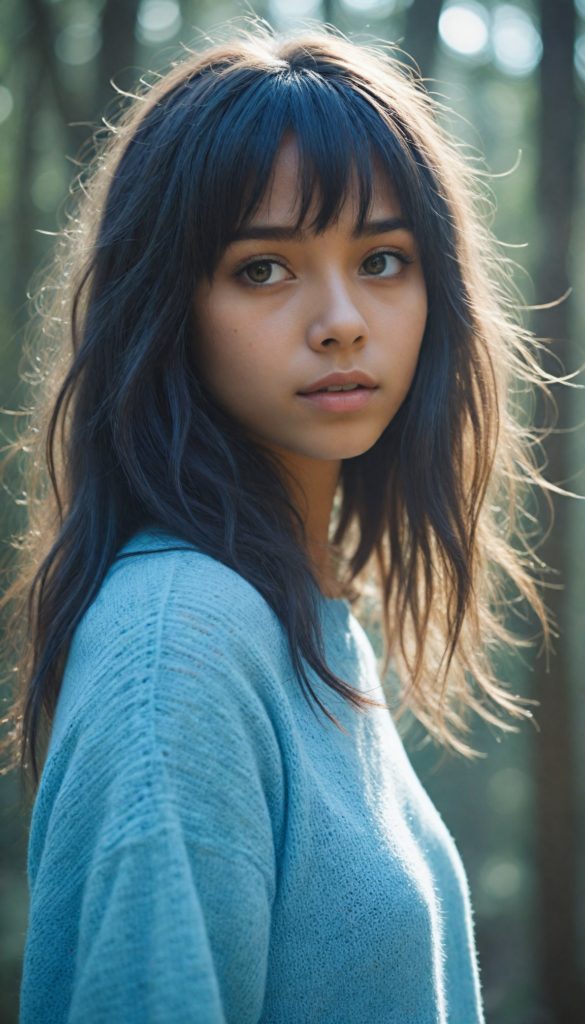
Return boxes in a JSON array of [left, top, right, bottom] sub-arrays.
[[306, 278, 369, 352]]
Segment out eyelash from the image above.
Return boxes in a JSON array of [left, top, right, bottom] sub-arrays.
[[360, 247, 415, 272], [236, 255, 289, 285], [236, 247, 414, 285]]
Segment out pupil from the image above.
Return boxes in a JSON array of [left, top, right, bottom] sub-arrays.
[[249, 262, 271, 282]]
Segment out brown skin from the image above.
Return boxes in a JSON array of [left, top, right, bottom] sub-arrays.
[[194, 138, 428, 595]]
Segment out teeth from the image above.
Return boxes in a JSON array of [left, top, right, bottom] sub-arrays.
[[324, 383, 360, 392]]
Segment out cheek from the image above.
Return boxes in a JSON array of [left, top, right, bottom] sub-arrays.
[[403, 300, 427, 380], [404, 275, 428, 348], [380, 284, 427, 399], [195, 298, 279, 412]]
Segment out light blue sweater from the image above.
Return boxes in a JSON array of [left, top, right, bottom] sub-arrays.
[[20, 530, 484, 1023]]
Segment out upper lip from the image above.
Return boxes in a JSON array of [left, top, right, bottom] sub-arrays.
[[298, 370, 378, 394]]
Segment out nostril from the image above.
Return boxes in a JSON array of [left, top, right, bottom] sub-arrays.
[[321, 338, 335, 347]]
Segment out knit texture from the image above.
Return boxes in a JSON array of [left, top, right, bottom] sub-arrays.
[[20, 530, 484, 1023]]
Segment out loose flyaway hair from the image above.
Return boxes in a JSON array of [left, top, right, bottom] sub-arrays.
[[2, 26, 550, 788]]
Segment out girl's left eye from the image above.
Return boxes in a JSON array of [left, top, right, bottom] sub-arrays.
[[242, 260, 289, 285], [360, 252, 403, 278]]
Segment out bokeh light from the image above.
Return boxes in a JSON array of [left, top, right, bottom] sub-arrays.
[[136, 0, 182, 45], [438, 2, 490, 60], [481, 81, 524, 135], [55, 23, 102, 65], [268, 0, 322, 27], [487, 767, 532, 815], [491, 5, 542, 77], [439, 2, 542, 76], [30, 168, 67, 213], [575, 34, 585, 83], [480, 857, 525, 901], [0, 86, 14, 125], [340, 0, 396, 17]]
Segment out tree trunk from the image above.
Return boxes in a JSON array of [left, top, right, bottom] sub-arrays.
[[24, 0, 88, 152], [12, 52, 45, 313], [322, 0, 336, 26], [98, 0, 142, 116], [533, 1, 584, 1019], [403, 0, 443, 80]]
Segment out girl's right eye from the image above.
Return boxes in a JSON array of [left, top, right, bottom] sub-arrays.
[[241, 260, 289, 285]]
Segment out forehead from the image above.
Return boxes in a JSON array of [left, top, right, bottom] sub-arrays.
[[248, 134, 402, 230]]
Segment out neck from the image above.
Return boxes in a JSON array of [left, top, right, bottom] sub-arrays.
[[256, 439, 342, 598]]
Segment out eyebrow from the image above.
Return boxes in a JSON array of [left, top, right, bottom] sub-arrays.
[[230, 216, 410, 243]]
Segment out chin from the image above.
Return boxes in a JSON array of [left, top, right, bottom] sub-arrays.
[[295, 431, 384, 462]]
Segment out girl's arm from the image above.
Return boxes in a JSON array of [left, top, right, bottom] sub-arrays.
[[20, 548, 284, 1024]]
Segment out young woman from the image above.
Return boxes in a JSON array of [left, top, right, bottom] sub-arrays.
[[4, 26, 548, 1024]]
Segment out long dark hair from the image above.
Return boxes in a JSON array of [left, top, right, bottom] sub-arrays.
[[3, 27, 548, 788]]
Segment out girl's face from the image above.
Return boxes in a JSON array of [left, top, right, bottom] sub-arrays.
[[194, 137, 427, 463]]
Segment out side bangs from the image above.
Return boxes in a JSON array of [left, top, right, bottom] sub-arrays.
[[186, 64, 432, 276]]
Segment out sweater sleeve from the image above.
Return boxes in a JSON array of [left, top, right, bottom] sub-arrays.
[[21, 552, 286, 1024]]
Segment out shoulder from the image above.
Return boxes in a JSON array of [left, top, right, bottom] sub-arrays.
[[52, 530, 287, 745], [33, 532, 288, 889], [101, 528, 276, 630], [82, 527, 280, 652]]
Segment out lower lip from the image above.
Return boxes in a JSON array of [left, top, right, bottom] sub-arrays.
[[297, 388, 377, 412]]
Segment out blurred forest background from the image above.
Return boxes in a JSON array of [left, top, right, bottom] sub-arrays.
[[0, 0, 584, 1021]]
